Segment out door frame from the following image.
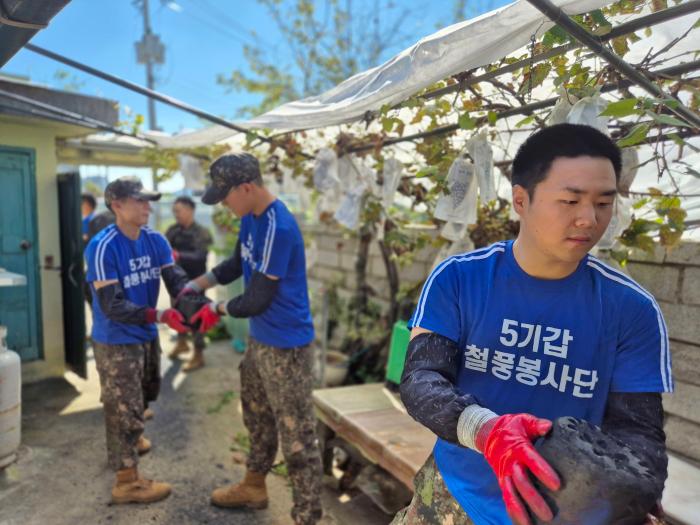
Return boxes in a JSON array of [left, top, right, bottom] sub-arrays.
[[0, 145, 43, 361]]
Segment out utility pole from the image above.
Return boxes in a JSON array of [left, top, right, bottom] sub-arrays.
[[134, 0, 165, 225], [135, 0, 164, 131]]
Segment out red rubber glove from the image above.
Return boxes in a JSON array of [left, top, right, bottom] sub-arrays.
[[146, 308, 188, 333], [172, 249, 180, 261], [190, 303, 221, 333], [477, 414, 560, 525]]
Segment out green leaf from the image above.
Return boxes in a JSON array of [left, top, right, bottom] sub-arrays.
[[617, 124, 650, 147], [415, 166, 440, 178], [632, 198, 650, 210], [458, 114, 476, 130], [515, 115, 535, 128], [694, 17, 700, 29], [612, 36, 630, 56], [487, 111, 498, 125], [646, 111, 688, 128], [600, 98, 639, 118]]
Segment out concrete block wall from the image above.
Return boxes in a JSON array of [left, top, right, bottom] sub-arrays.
[[626, 243, 700, 464], [304, 224, 439, 350]]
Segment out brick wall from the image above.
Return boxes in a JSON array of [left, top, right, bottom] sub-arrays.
[[305, 224, 700, 463]]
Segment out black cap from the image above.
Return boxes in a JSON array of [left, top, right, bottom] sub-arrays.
[[104, 176, 161, 211], [202, 153, 260, 205]]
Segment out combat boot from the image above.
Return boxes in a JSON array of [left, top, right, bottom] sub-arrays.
[[210, 470, 268, 509], [111, 467, 171, 504], [137, 435, 151, 455], [183, 348, 205, 372], [168, 338, 190, 360]]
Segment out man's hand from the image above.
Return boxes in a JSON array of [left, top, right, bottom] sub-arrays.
[[190, 303, 221, 333], [477, 413, 560, 525], [146, 308, 189, 333]]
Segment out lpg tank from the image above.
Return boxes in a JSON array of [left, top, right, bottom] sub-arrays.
[[0, 325, 21, 469]]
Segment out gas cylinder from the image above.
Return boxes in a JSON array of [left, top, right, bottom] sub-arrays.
[[0, 325, 21, 469]]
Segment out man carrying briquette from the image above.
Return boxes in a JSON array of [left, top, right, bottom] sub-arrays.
[[182, 153, 324, 525]]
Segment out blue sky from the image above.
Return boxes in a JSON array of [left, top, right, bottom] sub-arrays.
[[2, 0, 507, 190]]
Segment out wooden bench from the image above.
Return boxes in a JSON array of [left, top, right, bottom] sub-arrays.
[[312, 382, 435, 489]]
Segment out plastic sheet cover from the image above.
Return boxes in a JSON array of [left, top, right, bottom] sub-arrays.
[[147, 0, 610, 147]]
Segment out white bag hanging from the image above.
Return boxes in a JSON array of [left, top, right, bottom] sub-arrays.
[[340, 155, 378, 198], [566, 93, 609, 134], [313, 148, 340, 193], [434, 152, 478, 225], [547, 89, 578, 126], [179, 154, 206, 191], [440, 221, 469, 242], [618, 147, 639, 197], [466, 131, 496, 203], [334, 184, 366, 230], [597, 196, 631, 250], [382, 158, 403, 209]]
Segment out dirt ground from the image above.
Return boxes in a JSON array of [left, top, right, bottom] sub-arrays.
[[0, 330, 391, 525]]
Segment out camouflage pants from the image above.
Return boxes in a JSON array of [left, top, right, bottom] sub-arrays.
[[177, 331, 206, 350], [240, 337, 323, 525], [391, 455, 475, 525], [93, 339, 161, 471]]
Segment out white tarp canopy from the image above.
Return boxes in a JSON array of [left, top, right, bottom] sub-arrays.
[[147, 0, 611, 149]]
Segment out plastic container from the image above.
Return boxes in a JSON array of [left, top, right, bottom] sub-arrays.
[[0, 325, 21, 469], [385, 320, 411, 385], [224, 278, 248, 353]]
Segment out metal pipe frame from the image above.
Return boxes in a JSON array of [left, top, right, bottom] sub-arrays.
[[526, 0, 700, 129]]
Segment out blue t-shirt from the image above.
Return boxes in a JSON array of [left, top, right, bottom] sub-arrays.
[[82, 212, 94, 236], [85, 224, 174, 345], [239, 199, 314, 348], [410, 240, 673, 525]]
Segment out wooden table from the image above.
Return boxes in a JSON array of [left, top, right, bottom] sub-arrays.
[[313, 383, 435, 489]]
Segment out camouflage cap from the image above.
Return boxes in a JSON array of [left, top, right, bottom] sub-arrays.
[[104, 176, 161, 211], [201, 153, 260, 205]]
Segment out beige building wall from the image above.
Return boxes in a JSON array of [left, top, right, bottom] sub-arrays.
[[0, 116, 81, 382]]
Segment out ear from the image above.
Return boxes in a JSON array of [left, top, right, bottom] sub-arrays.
[[512, 185, 529, 218]]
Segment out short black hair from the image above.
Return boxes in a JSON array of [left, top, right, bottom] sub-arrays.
[[174, 196, 196, 209], [81, 193, 97, 210], [512, 123, 621, 198]]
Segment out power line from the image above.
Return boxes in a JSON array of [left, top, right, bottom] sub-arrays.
[[24, 43, 313, 158]]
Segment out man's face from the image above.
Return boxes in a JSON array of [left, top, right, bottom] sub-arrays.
[[222, 184, 253, 218], [513, 156, 617, 265], [173, 202, 194, 226], [81, 201, 94, 218], [113, 197, 152, 227]]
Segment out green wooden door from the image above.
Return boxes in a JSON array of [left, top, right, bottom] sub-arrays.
[[0, 147, 42, 361]]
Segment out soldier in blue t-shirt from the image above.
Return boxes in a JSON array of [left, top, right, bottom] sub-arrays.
[[392, 124, 671, 525], [181, 153, 322, 525], [85, 177, 191, 505]]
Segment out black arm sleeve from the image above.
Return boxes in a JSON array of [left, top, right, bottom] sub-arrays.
[[161, 264, 189, 298], [400, 332, 477, 444], [96, 282, 150, 324], [225, 271, 278, 318], [212, 239, 243, 285], [602, 392, 668, 496]]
